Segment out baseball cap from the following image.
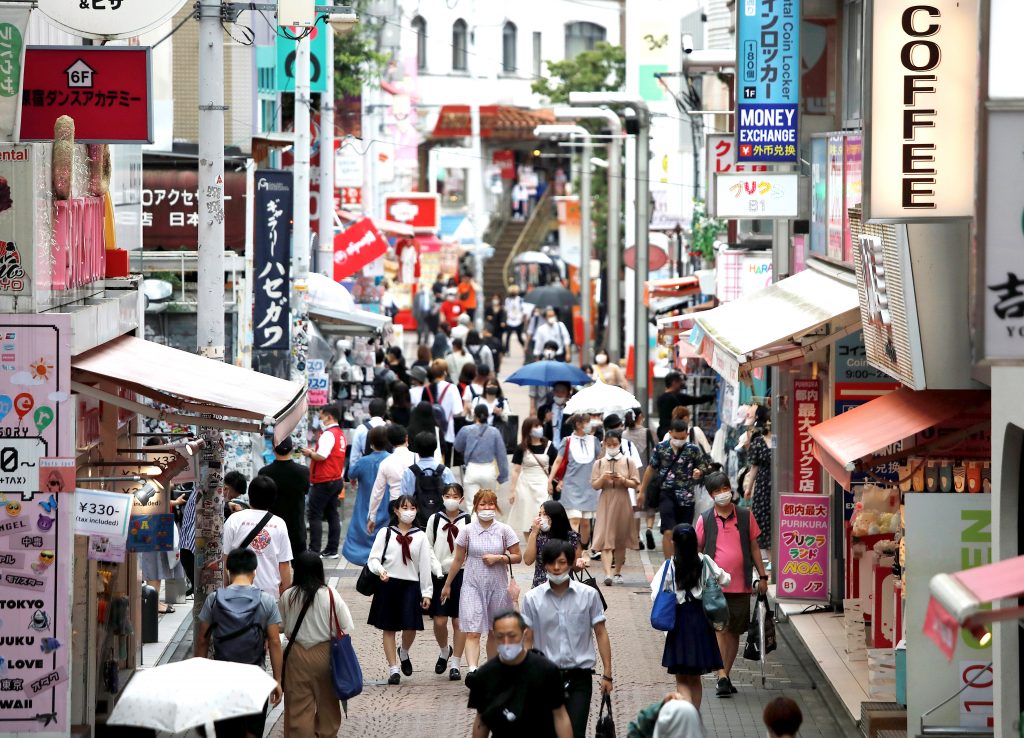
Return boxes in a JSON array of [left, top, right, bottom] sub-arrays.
[[274, 437, 294, 456]]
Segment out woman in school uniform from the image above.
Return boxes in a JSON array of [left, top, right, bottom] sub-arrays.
[[366, 495, 440, 685], [424, 483, 471, 681]]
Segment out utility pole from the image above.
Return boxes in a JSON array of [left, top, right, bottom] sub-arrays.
[[294, 33, 311, 281], [318, 25, 334, 275], [469, 103, 486, 332], [197, 0, 225, 361], [553, 107, 622, 362]]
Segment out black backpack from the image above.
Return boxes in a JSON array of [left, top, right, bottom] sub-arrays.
[[209, 586, 266, 665], [424, 383, 451, 432], [411, 463, 447, 525]]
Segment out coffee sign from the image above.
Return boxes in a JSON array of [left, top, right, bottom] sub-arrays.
[[865, 0, 978, 221], [35, 0, 190, 40]]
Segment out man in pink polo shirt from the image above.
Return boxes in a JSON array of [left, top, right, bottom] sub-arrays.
[[695, 471, 768, 698]]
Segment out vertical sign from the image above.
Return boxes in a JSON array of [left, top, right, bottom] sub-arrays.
[[0, 8, 27, 140], [253, 171, 292, 351], [275, 18, 328, 93], [826, 135, 845, 260], [0, 314, 72, 733], [865, 0, 978, 220], [809, 137, 827, 255], [843, 135, 863, 261], [792, 378, 822, 494], [705, 133, 767, 216], [776, 493, 830, 601], [736, 0, 800, 163]]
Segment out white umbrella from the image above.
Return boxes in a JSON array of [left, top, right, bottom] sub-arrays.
[[564, 378, 640, 416], [107, 657, 277, 735]]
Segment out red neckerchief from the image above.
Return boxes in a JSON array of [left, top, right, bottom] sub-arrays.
[[443, 514, 464, 552], [395, 531, 414, 565]]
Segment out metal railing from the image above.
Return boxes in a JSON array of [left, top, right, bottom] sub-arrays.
[[501, 189, 556, 285]]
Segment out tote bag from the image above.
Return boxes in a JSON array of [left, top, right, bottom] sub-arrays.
[[328, 590, 363, 701], [650, 562, 677, 631], [701, 557, 730, 632]]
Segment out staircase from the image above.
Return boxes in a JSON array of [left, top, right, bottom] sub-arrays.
[[483, 218, 526, 301]]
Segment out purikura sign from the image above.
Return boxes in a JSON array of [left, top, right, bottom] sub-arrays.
[[776, 493, 830, 602], [792, 378, 823, 494], [334, 218, 388, 281]]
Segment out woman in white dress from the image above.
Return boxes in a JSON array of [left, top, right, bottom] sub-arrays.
[[507, 418, 557, 536]]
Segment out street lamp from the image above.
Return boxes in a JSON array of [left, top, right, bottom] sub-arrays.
[[568, 92, 651, 413], [534, 124, 594, 366], [553, 106, 624, 363]]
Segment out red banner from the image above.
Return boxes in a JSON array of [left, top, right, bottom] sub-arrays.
[[333, 218, 387, 281], [923, 595, 959, 661], [384, 193, 439, 232], [493, 149, 515, 180], [793, 378, 823, 494]]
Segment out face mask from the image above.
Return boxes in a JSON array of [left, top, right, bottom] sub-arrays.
[[546, 571, 571, 585], [538, 516, 551, 532], [547, 317, 557, 325], [485, 390, 499, 397], [714, 492, 733, 506], [530, 427, 544, 439], [497, 641, 523, 663], [398, 510, 417, 524], [670, 438, 686, 449], [543, 350, 556, 359], [443, 498, 462, 512], [595, 354, 608, 365], [477, 509, 496, 521], [606, 447, 621, 459]]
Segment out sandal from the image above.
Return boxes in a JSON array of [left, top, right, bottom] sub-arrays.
[[158, 603, 175, 614]]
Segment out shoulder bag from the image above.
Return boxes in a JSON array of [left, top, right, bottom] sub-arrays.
[[650, 562, 677, 631], [571, 567, 608, 611], [701, 556, 730, 632], [280, 593, 314, 689], [328, 589, 363, 701], [355, 527, 393, 597], [239, 511, 273, 550]]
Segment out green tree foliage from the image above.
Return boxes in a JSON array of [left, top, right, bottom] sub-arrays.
[[333, 2, 390, 99]]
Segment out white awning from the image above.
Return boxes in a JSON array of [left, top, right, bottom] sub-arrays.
[[691, 267, 861, 384], [309, 304, 392, 335]]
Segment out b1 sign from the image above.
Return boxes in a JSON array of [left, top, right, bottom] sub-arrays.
[[865, 0, 977, 220], [714, 173, 799, 218], [36, 0, 189, 40], [736, 0, 800, 163]]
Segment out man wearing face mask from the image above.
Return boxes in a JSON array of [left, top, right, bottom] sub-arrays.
[[695, 470, 768, 698], [522, 540, 612, 738], [538, 381, 574, 446], [467, 611, 573, 738], [531, 307, 572, 362]]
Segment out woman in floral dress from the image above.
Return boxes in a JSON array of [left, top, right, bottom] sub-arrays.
[[744, 422, 773, 552]]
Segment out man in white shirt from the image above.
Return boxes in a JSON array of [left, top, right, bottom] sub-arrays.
[[419, 362, 463, 466], [348, 398, 387, 469], [222, 475, 293, 596], [531, 307, 573, 362], [367, 424, 418, 534], [462, 364, 490, 415], [503, 286, 526, 352]]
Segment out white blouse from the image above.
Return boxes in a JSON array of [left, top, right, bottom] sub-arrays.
[[279, 585, 355, 649], [426, 511, 471, 573], [650, 554, 731, 604], [367, 526, 440, 599]]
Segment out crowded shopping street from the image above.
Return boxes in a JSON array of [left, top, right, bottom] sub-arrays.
[[0, 1, 1019, 737]]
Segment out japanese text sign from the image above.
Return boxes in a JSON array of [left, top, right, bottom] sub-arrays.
[[866, 0, 977, 220], [143, 168, 247, 251], [253, 171, 293, 351], [713, 173, 799, 218], [0, 8, 27, 140], [792, 378, 822, 494], [19, 47, 152, 144], [73, 488, 132, 540], [736, 0, 800, 163], [776, 493, 830, 602], [705, 134, 767, 217], [334, 218, 388, 282], [36, 0, 189, 40], [275, 18, 328, 94], [385, 193, 440, 232]]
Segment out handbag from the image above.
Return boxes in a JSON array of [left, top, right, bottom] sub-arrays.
[[594, 693, 616, 738], [355, 527, 392, 597], [571, 568, 608, 611], [328, 589, 363, 700], [743, 592, 777, 661], [507, 562, 521, 608], [700, 556, 730, 632], [650, 562, 677, 631]]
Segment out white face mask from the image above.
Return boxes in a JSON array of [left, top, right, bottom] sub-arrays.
[[538, 516, 551, 532], [670, 438, 686, 449], [497, 641, 523, 663], [477, 509, 496, 521], [547, 317, 557, 325], [530, 427, 544, 439], [543, 350, 556, 359], [595, 354, 608, 365], [398, 509, 417, 524], [546, 571, 571, 585], [606, 446, 621, 459], [552, 395, 566, 405], [714, 492, 733, 506], [587, 420, 600, 432], [443, 498, 462, 512]]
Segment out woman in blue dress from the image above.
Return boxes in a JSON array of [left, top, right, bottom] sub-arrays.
[[343, 425, 392, 566]]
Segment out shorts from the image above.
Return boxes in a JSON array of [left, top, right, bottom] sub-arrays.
[[564, 509, 596, 520], [658, 496, 695, 533], [725, 593, 751, 635]]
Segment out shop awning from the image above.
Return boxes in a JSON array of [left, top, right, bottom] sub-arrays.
[[808, 387, 991, 489], [71, 336, 307, 445], [691, 268, 861, 385], [644, 276, 701, 306], [309, 304, 392, 336], [338, 210, 415, 238]]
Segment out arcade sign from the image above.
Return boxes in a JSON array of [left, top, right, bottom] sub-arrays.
[[35, 0, 190, 40]]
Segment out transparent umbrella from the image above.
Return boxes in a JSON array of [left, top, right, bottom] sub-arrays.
[[564, 379, 641, 416]]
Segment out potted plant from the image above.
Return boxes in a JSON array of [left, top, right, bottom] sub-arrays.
[[690, 199, 724, 294]]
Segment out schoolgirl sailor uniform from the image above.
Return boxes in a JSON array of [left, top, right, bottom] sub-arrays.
[[425, 509, 471, 617], [366, 525, 440, 631]]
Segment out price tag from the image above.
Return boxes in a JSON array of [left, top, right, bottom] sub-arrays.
[[73, 488, 132, 540]]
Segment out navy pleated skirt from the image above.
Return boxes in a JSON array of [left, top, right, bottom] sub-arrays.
[[662, 599, 724, 676], [368, 577, 425, 632]]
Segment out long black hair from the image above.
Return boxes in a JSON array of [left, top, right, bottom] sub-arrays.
[[407, 401, 436, 440], [672, 524, 702, 592], [541, 500, 573, 541], [287, 550, 326, 610]]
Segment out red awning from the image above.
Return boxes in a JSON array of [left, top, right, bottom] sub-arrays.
[[338, 210, 415, 238], [644, 276, 701, 306], [809, 388, 990, 489], [432, 105, 555, 140]]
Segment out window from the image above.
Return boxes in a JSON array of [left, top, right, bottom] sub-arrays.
[[532, 31, 542, 77], [502, 21, 517, 73], [412, 15, 427, 71], [564, 21, 606, 58], [452, 18, 468, 72], [842, 0, 863, 124]]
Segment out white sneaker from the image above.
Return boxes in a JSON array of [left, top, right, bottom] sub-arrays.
[[613, 574, 624, 585]]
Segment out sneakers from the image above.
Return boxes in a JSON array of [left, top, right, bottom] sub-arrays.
[[449, 666, 461, 681], [435, 646, 452, 675], [613, 574, 624, 585], [590, 550, 602, 560], [645, 529, 656, 550], [320, 551, 340, 560], [716, 676, 734, 697], [400, 652, 413, 676], [604, 576, 613, 586], [388, 672, 401, 685]]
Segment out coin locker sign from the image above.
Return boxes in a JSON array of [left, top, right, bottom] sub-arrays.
[[735, 0, 800, 163]]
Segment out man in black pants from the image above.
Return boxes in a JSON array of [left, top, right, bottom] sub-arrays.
[[301, 405, 347, 560], [258, 437, 310, 556]]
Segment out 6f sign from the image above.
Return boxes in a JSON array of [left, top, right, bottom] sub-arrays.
[[866, 0, 978, 221]]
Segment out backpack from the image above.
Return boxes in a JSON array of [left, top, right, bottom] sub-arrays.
[[424, 383, 451, 431], [411, 464, 447, 523], [209, 586, 266, 665]]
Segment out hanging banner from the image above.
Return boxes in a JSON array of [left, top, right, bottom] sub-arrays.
[[865, 0, 978, 220], [253, 170, 293, 351], [0, 8, 27, 141], [792, 378, 822, 494], [384, 193, 440, 232], [776, 493, 830, 601], [333, 218, 388, 281], [735, 0, 800, 163]]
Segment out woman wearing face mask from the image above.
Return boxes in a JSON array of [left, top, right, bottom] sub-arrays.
[[366, 495, 439, 685], [508, 418, 558, 537], [471, 378, 508, 426], [440, 489, 522, 676], [454, 404, 510, 499], [650, 524, 729, 708], [523, 499, 584, 587], [592, 347, 628, 389], [424, 483, 471, 681], [591, 430, 642, 585], [549, 414, 600, 547]]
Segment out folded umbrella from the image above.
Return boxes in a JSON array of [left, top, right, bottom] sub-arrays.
[[505, 360, 592, 387], [564, 379, 641, 415], [106, 657, 277, 735]]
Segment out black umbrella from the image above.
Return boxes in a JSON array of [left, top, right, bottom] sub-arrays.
[[524, 285, 578, 309]]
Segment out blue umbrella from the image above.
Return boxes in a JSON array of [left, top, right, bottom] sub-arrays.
[[505, 361, 592, 387]]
